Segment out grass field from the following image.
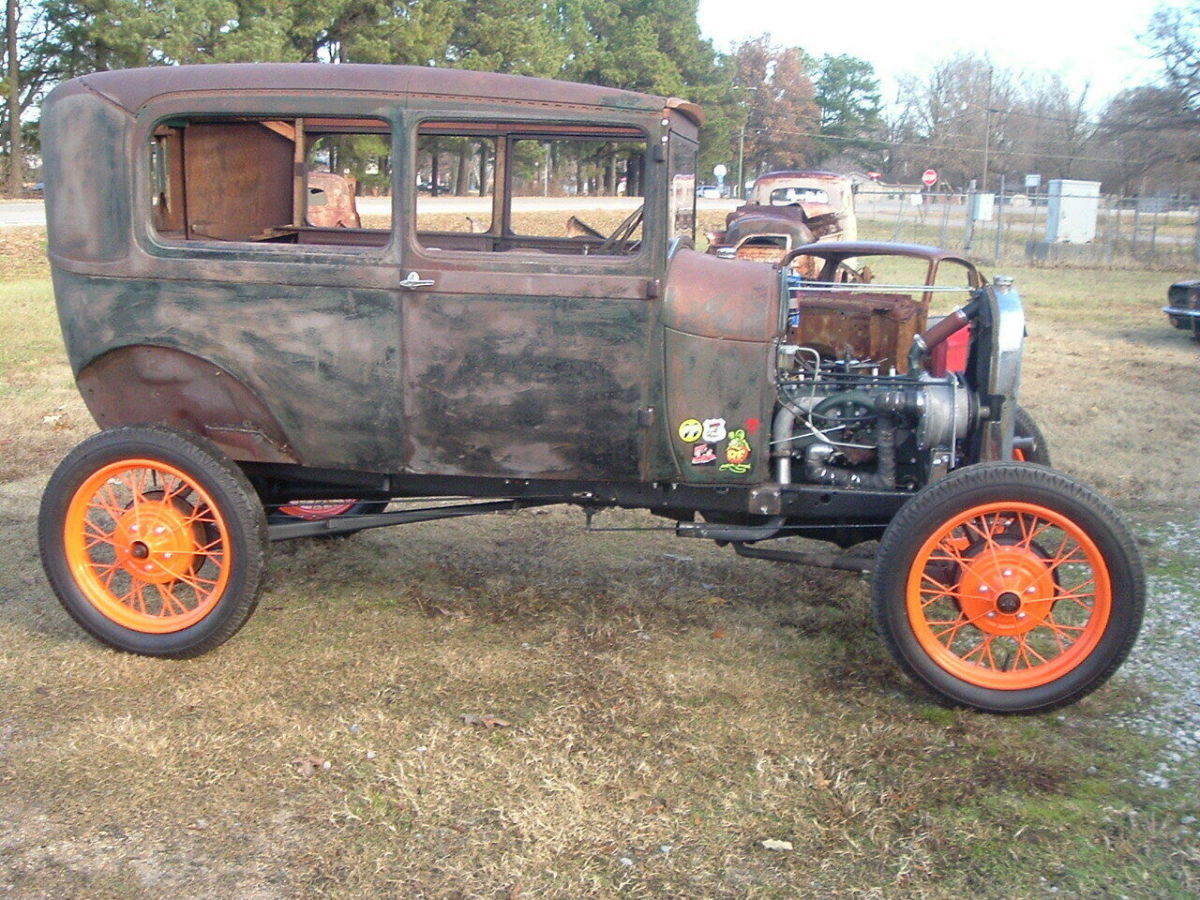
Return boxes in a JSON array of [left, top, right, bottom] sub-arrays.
[[1, 223, 1198, 899]]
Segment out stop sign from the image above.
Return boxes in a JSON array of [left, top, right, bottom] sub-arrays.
[[922, 169, 938, 187]]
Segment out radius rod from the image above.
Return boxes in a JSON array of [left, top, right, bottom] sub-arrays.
[[266, 499, 554, 541]]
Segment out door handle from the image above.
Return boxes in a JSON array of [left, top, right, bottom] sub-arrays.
[[400, 271, 436, 290]]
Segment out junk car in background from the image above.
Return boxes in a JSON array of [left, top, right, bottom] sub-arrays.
[[38, 64, 1142, 713], [707, 170, 857, 269]]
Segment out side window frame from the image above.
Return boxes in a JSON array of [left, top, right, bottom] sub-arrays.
[[137, 105, 401, 262], [406, 113, 659, 272]]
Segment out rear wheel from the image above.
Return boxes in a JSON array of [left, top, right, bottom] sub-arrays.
[[39, 426, 268, 657], [266, 498, 388, 537], [872, 463, 1143, 712]]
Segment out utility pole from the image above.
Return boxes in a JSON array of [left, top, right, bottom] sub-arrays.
[[5, 0, 21, 197], [980, 66, 993, 195], [737, 124, 745, 200]]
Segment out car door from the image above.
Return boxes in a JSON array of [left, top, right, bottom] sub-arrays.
[[398, 116, 662, 481]]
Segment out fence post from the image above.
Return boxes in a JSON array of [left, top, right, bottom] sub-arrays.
[[938, 190, 951, 246], [891, 192, 905, 241], [994, 176, 1005, 262], [964, 180, 977, 252], [1104, 198, 1114, 264]]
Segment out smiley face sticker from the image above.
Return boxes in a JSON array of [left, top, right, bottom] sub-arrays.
[[678, 418, 703, 443]]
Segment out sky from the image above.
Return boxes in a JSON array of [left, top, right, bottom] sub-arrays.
[[696, 0, 1173, 110]]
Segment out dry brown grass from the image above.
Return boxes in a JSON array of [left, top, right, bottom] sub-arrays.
[[2, 226, 1198, 899]]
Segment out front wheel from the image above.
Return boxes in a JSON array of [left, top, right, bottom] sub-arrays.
[[1013, 404, 1051, 466], [872, 463, 1143, 713], [39, 426, 269, 657]]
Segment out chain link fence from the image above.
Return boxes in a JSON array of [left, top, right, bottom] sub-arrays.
[[854, 187, 1200, 269]]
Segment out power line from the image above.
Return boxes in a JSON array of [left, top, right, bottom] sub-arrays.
[[749, 126, 1165, 166]]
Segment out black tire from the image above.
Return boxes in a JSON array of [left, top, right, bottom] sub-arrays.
[[1013, 404, 1051, 466], [39, 426, 269, 657], [871, 462, 1143, 713]]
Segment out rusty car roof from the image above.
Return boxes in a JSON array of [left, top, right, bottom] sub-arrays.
[[56, 63, 704, 124], [754, 170, 849, 183], [789, 241, 975, 264]]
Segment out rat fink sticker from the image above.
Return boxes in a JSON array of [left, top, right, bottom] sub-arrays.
[[690, 443, 716, 465], [720, 429, 752, 473], [702, 418, 727, 443]]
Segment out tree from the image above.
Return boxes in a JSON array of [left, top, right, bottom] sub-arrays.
[[1006, 73, 1094, 183], [1086, 3, 1200, 194], [1147, 1, 1200, 116], [728, 36, 819, 181], [813, 53, 884, 168], [448, 0, 568, 76], [889, 53, 1018, 190], [5, 0, 19, 194], [3, 0, 60, 194]]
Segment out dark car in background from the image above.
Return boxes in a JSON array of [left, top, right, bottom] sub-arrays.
[[1165, 279, 1200, 339]]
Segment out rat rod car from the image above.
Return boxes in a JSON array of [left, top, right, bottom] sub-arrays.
[[38, 64, 1142, 713], [707, 170, 857, 269]]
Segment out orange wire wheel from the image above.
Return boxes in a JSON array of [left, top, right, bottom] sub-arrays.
[[62, 458, 230, 633], [268, 498, 387, 535], [872, 463, 1143, 713], [277, 500, 359, 520], [40, 426, 268, 657], [906, 501, 1109, 691]]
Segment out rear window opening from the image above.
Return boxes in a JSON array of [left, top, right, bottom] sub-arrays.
[[149, 116, 392, 249]]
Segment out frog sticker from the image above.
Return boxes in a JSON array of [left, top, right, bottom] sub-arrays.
[[720, 429, 752, 474]]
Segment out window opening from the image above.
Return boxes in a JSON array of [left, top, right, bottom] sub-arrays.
[[415, 122, 647, 257], [149, 116, 391, 248]]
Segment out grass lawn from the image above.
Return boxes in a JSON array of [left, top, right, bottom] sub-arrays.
[[1, 224, 1197, 899]]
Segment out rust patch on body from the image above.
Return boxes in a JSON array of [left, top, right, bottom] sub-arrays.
[[77, 346, 298, 463]]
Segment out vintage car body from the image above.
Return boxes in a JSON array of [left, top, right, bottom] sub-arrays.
[[38, 64, 1143, 713], [1164, 279, 1200, 339], [708, 171, 857, 268]]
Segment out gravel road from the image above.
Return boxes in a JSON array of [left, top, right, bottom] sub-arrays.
[[1116, 513, 1200, 787]]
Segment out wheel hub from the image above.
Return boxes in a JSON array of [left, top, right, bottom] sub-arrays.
[[114, 498, 202, 584], [996, 591, 1022, 614], [956, 546, 1057, 637]]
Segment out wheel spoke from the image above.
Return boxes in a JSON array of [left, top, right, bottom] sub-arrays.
[[171, 567, 220, 596], [158, 584, 189, 616], [1015, 635, 1051, 667]]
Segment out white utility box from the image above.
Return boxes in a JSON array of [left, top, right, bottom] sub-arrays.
[[1046, 179, 1100, 243]]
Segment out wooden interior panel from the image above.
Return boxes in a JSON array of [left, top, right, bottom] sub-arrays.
[[183, 122, 294, 240]]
